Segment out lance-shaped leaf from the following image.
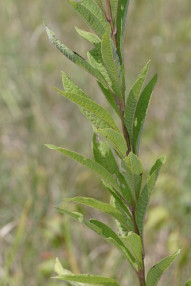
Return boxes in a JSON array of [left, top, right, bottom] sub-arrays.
[[64, 196, 127, 226], [132, 74, 158, 154], [75, 27, 101, 44], [135, 155, 166, 235], [101, 28, 124, 100], [45, 26, 106, 85], [120, 232, 143, 268], [110, 0, 118, 25], [62, 72, 88, 98], [55, 273, 120, 285], [98, 128, 127, 158], [88, 43, 112, 87], [92, 133, 119, 174], [124, 61, 150, 147], [116, 0, 130, 61], [46, 144, 120, 193], [68, 0, 108, 38], [122, 152, 143, 202], [58, 208, 138, 270], [146, 250, 181, 286], [54, 258, 82, 286], [54, 89, 118, 131], [98, 82, 121, 117]]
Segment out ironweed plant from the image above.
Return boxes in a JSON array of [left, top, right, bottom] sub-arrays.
[[45, 1, 182, 285]]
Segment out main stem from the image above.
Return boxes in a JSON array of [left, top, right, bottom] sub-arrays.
[[105, 1, 146, 284]]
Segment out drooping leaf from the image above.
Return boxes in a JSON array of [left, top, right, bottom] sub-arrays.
[[132, 74, 158, 154], [124, 61, 150, 147], [98, 82, 121, 117], [54, 89, 118, 131], [116, 0, 130, 61], [146, 250, 181, 286], [75, 27, 101, 44], [122, 152, 143, 202], [45, 144, 120, 193], [55, 273, 120, 285], [101, 28, 124, 100], [45, 26, 106, 85], [68, 0, 108, 38], [121, 232, 143, 268], [58, 208, 138, 270], [98, 128, 127, 158], [64, 196, 127, 226], [135, 155, 166, 235]]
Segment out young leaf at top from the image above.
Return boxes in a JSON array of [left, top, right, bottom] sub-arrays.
[[116, 0, 130, 62], [135, 155, 166, 235], [124, 61, 150, 148], [45, 26, 106, 85], [146, 250, 181, 286], [132, 74, 158, 155]]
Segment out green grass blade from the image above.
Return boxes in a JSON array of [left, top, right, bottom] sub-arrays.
[[135, 155, 166, 235], [146, 250, 181, 286]]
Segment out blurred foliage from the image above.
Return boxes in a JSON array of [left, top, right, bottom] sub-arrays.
[[0, 0, 190, 285]]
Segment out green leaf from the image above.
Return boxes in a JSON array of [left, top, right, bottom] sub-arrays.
[[121, 232, 143, 268], [124, 61, 150, 147], [98, 128, 127, 158], [55, 273, 120, 285], [135, 155, 166, 235], [122, 152, 143, 201], [54, 258, 82, 286], [146, 250, 181, 286], [87, 43, 112, 87], [62, 72, 88, 98], [92, 133, 119, 174], [185, 279, 191, 286], [116, 0, 130, 61], [75, 27, 101, 44], [45, 26, 106, 85], [132, 74, 158, 154], [64, 196, 127, 226], [54, 89, 118, 131], [101, 28, 124, 100], [98, 82, 121, 117], [58, 208, 137, 270], [68, 0, 108, 38], [110, 0, 118, 25], [45, 144, 120, 193]]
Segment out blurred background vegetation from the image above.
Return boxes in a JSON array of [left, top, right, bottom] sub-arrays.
[[0, 0, 190, 285]]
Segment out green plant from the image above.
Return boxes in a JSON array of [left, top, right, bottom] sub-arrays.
[[45, 1, 181, 285]]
